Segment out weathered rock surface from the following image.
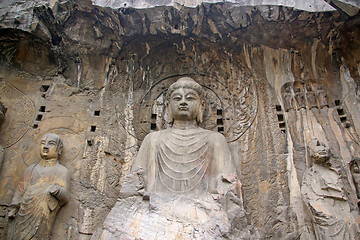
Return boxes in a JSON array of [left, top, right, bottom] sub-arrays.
[[0, 0, 359, 239]]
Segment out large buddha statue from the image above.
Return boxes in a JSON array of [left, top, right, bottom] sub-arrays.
[[94, 77, 250, 240], [8, 133, 70, 240], [132, 77, 233, 195]]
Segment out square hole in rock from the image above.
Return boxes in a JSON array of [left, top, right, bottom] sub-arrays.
[[40, 85, 50, 92]]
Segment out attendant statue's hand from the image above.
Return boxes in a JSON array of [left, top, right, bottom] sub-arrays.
[[48, 185, 60, 196], [8, 205, 19, 218]]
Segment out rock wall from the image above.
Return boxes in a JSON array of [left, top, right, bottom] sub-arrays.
[[0, 0, 359, 239]]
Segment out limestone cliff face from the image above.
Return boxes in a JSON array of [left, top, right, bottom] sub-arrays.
[[0, 0, 359, 239]]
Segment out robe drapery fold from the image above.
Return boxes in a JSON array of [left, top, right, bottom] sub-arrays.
[[132, 128, 233, 194]]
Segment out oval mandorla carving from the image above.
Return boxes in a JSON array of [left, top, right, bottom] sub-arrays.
[[117, 75, 257, 143], [0, 81, 35, 148]]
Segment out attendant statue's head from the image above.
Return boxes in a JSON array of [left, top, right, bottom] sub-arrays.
[[166, 77, 205, 125], [40, 133, 63, 160], [308, 138, 330, 165], [0, 102, 6, 126]]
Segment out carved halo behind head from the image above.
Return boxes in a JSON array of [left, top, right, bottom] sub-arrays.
[[166, 77, 205, 124]]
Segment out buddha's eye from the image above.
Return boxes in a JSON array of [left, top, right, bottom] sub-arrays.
[[172, 94, 182, 101], [186, 94, 197, 101], [48, 141, 56, 145]]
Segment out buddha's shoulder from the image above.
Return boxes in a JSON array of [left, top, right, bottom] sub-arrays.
[[206, 130, 227, 143], [142, 130, 167, 143]]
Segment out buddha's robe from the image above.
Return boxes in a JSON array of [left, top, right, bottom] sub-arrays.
[[132, 127, 233, 194], [10, 162, 70, 240]]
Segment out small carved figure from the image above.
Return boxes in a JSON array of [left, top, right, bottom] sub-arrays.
[[0, 102, 6, 169], [283, 91, 293, 112], [317, 88, 329, 108], [306, 86, 317, 109], [8, 133, 70, 240], [132, 77, 234, 194], [301, 139, 359, 240], [294, 88, 306, 110]]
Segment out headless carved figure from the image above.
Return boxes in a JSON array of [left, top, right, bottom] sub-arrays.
[[317, 89, 329, 108]]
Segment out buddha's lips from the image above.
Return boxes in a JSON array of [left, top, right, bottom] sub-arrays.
[[179, 107, 188, 110]]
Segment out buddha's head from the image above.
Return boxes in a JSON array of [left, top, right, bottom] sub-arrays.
[[0, 102, 6, 126], [40, 133, 63, 160], [166, 77, 205, 124], [308, 138, 330, 165]]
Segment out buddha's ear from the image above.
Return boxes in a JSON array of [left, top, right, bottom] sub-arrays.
[[197, 100, 205, 123], [57, 142, 63, 156], [166, 102, 174, 124]]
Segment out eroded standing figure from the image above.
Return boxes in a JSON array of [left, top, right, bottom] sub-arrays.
[[317, 87, 329, 109], [0, 102, 6, 169], [301, 139, 359, 240], [306, 86, 317, 109], [294, 88, 306, 110], [350, 158, 360, 208], [8, 133, 70, 240]]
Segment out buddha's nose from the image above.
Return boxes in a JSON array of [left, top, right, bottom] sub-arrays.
[[180, 99, 187, 105]]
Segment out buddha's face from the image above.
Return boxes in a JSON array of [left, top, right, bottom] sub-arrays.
[[40, 134, 60, 160], [169, 87, 203, 121]]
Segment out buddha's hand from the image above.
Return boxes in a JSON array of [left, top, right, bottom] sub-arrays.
[[8, 205, 19, 218]]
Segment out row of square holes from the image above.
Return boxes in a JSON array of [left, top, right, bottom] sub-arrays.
[[33, 85, 50, 129], [90, 110, 100, 132]]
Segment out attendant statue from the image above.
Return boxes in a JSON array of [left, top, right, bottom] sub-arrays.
[[8, 133, 70, 240], [132, 77, 233, 194], [94, 77, 249, 240], [301, 139, 359, 240], [0, 102, 6, 169]]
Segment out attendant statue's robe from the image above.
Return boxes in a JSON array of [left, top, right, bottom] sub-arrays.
[[301, 164, 359, 240], [132, 127, 233, 195], [10, 162, 70, 240]]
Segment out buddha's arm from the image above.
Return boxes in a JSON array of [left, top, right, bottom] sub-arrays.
[[213, 133, 233, 175], [131, 133, 157, 192], [49, 168, 70, 205], [131, 134, 151, 171]]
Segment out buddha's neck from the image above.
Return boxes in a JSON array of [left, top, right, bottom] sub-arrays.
[[172, 120, 198, 130], [39, 158, 58, 167]]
